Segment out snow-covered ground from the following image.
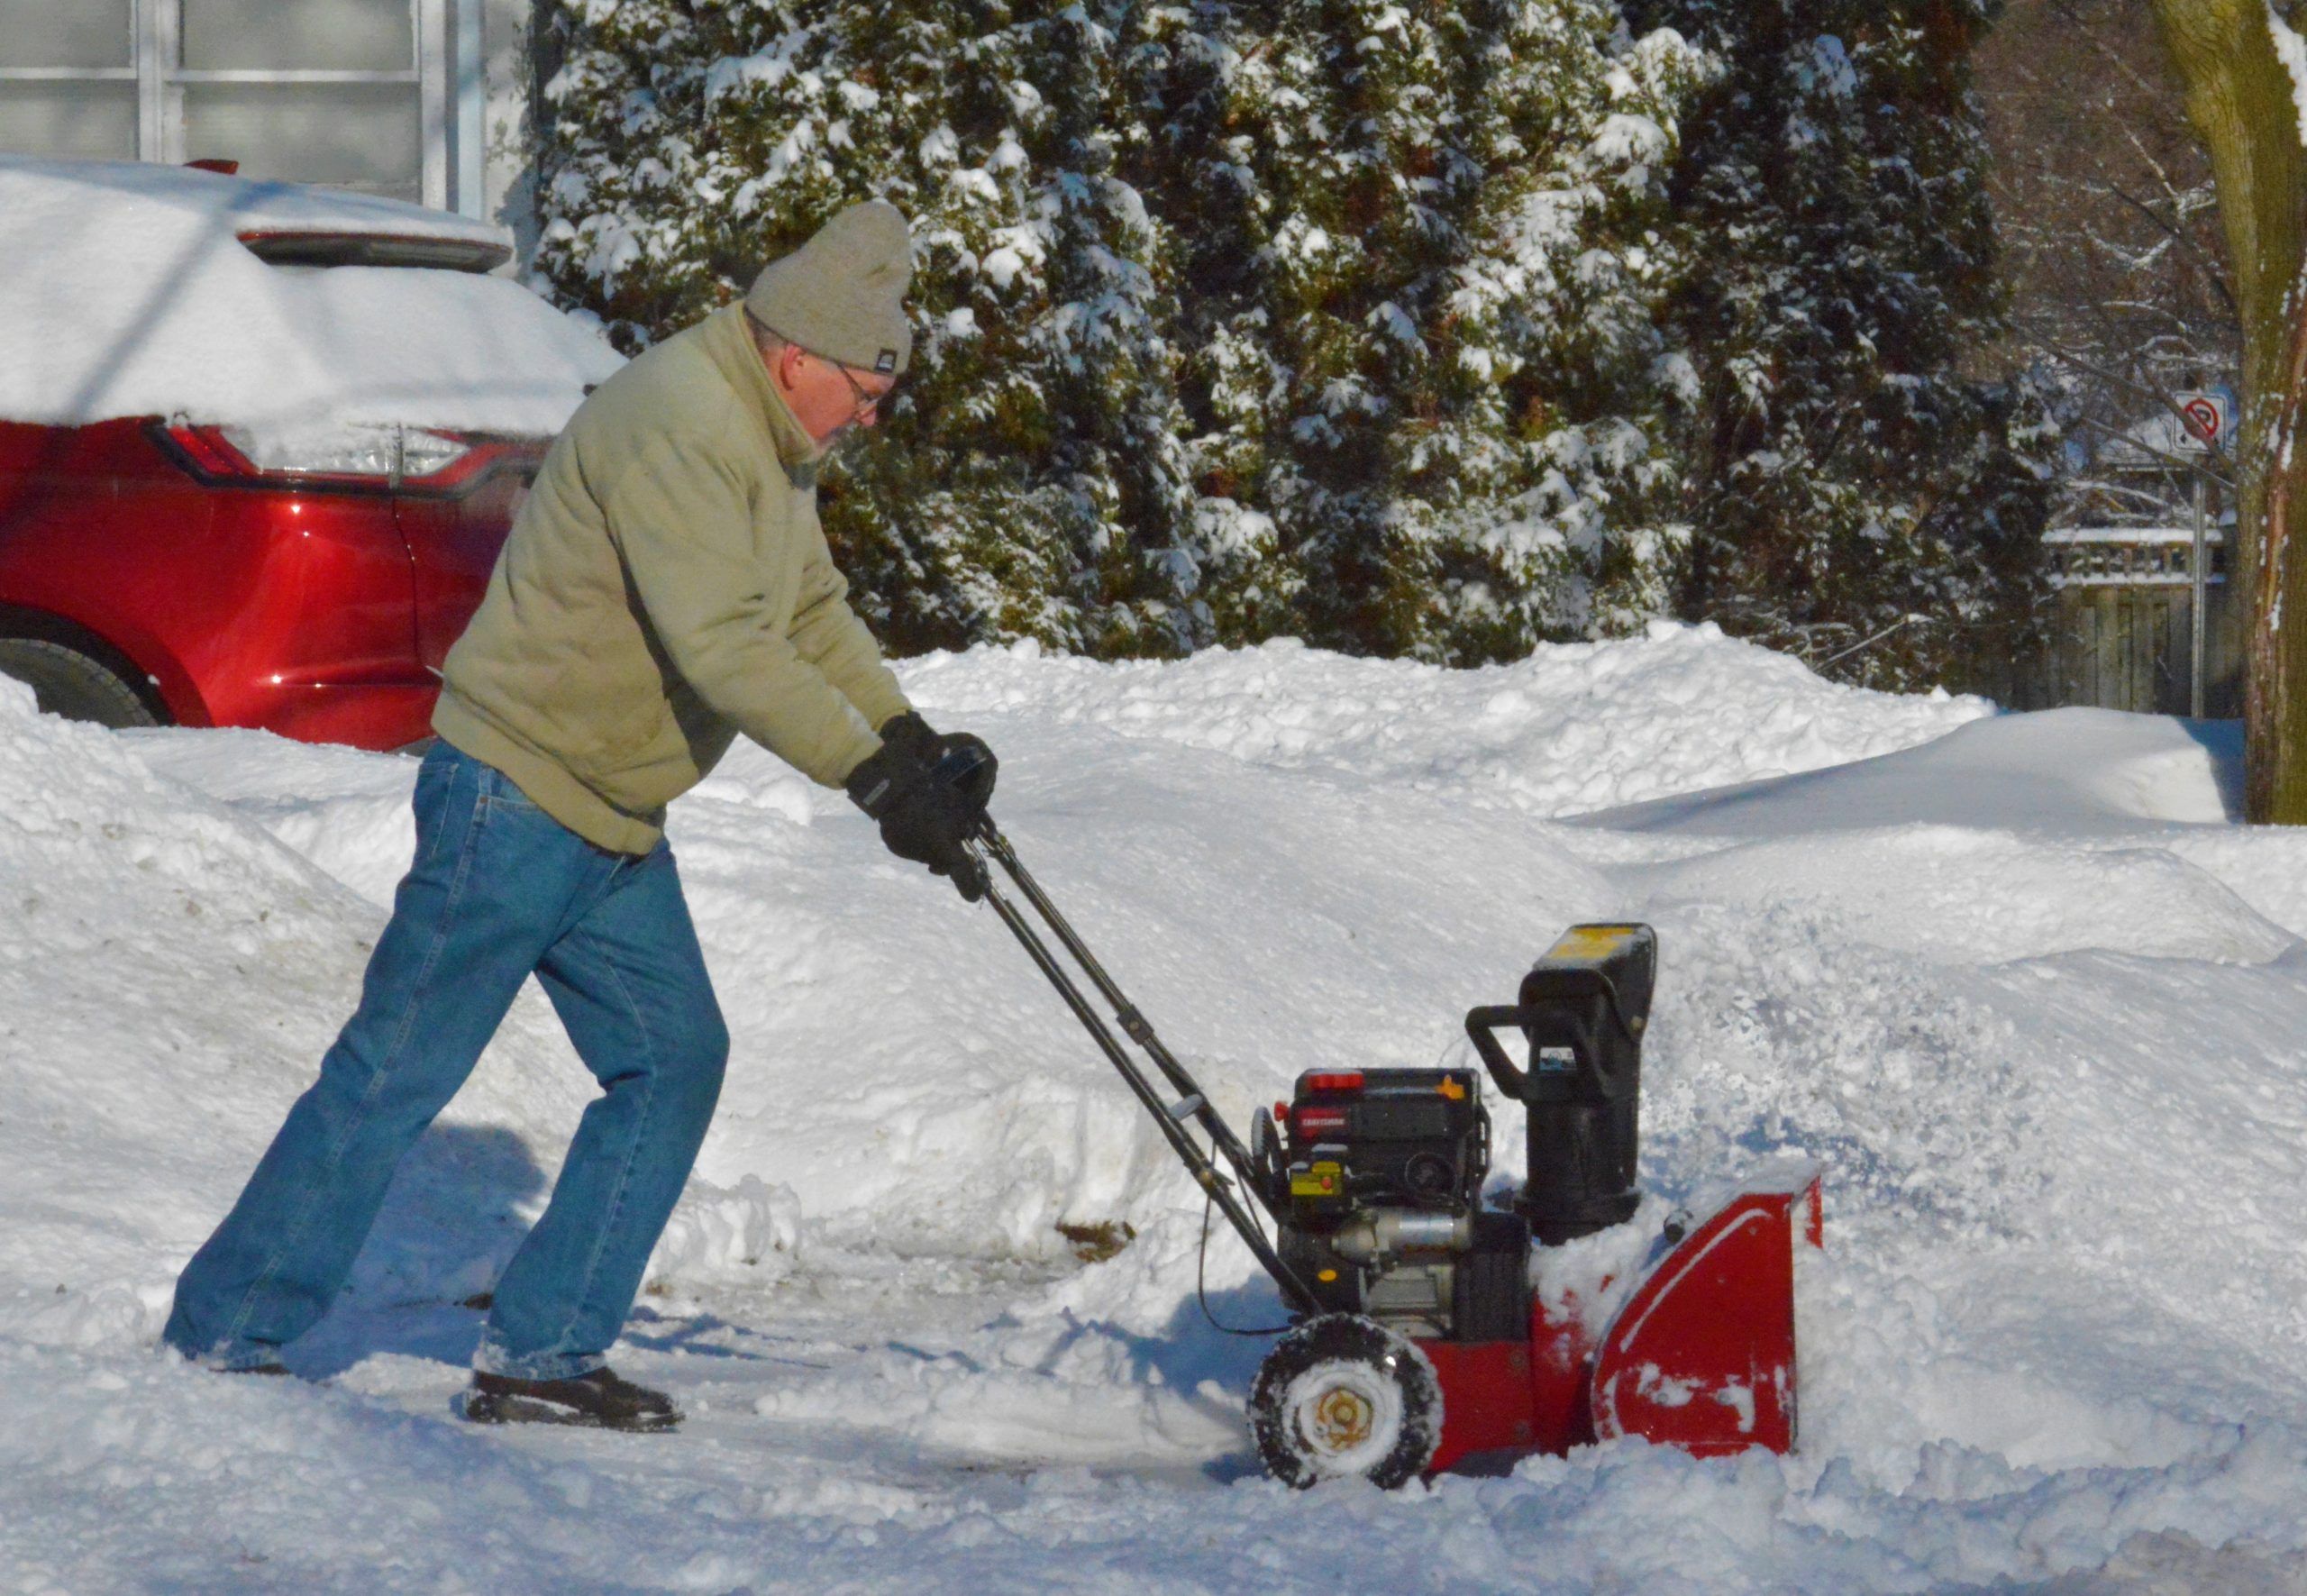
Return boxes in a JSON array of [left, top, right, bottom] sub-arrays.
[[5, 620, 2305, 1592]]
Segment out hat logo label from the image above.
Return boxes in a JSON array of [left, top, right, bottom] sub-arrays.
[[876, 350, 898, 372]]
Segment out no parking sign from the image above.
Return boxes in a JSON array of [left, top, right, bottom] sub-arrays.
[[2175, 389, 2230, 452]]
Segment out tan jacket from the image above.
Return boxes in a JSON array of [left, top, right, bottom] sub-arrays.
[[432, 304, 910, 854]]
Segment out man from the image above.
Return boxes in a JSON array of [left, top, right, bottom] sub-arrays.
[[161, 200, 986, 1432]]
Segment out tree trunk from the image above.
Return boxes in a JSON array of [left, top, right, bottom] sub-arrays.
[[2151, 0, 2307, 821]]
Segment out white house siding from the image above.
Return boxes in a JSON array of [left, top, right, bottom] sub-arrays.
[[479, 0, 547, 264]]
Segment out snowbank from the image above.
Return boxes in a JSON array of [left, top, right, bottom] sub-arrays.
[[902, 619, 1992, 817], [0, 157, 620, 434], [1591, 705, 2241, 834], [0, 674, 595, 1354], [6, 625, 2307, 1591]]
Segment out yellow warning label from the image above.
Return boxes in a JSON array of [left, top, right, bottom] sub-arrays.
[[1290, 1161, 1343, 1199], [1545, 924, 1639, 966]]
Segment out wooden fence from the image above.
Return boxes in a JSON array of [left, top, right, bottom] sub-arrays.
[[2016, 526, 2241, 717]]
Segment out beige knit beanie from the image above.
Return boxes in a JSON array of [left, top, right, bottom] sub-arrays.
[[743, 200, 914, 377]]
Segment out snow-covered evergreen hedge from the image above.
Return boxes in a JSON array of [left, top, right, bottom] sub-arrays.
[[532, 0, 1199, 653], [533, 0, 1707, 661], [533, 0, 2046, 679], [1625, 0, 2056, 690]]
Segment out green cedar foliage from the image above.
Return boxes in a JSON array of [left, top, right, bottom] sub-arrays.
[[1621, 0, 2056, 689], [533, 0, 1208, 656], [535, 0, 2038, 682], [536, 0, 1712, 663], [1126, 0, 1705, 661]]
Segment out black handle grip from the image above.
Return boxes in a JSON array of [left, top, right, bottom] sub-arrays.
[[931, 735, 998, 816], [1465, 1005, 1532, 1099]]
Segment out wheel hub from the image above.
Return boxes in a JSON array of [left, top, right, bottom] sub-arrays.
[[1307, 1383, 1375, 1455]]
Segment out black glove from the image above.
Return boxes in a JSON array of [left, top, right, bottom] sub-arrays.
[[876, 710, 942, 768], [846, 741, 989, 901], [927, 732, 997, 814], [877, 712, 998, 815]]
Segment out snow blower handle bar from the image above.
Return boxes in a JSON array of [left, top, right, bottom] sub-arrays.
[[1464, 967, 1640, 1103], [967, 817, 1322, 1317]]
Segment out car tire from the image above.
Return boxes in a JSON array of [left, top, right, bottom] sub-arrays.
[[0, 636, 161, 729]]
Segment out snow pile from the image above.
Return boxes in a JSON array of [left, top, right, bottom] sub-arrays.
[[0, 676, 595, 1355], [902, 620, 1992, 816], [5, 625, 2307, 1591], [0, 157, 621, 434], [1595, 704, 2241, 834], [645, 1175, 805, 1290]]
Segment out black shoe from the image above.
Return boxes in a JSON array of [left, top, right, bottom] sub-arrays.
[[457, 1366, 681, 1433]]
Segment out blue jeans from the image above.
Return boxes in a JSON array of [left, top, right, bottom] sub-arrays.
[[163, 742, 729, 1380]]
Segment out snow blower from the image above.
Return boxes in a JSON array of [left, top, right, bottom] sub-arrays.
[[951, 757, 1821, 1488]]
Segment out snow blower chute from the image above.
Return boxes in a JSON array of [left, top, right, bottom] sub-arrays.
[[953, 761, 1821, 1488]]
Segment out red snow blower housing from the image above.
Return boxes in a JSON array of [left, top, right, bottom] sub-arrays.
[[953, 762, 1820, 1488]]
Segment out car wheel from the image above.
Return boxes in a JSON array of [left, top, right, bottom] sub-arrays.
[[0, 636, 161, 729]]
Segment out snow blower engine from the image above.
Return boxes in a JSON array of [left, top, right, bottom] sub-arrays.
[[952, 757, 1821, 1488]]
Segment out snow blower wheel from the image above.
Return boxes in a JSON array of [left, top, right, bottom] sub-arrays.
[[1249, 1314, 1441, 1489]]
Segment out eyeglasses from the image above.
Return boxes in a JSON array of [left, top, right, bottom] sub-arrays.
[[818, 351, 895, 424], [753, 315, 898, 424]]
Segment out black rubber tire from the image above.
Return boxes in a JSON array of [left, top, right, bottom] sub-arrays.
[[0, 636, 160, 729], [1250, 1314, 1441, 1489]]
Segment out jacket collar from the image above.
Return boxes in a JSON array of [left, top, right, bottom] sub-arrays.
[[702, 303, 821, 472]]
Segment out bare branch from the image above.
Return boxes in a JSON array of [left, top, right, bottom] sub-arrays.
[[2067, 411, 2236, 488]]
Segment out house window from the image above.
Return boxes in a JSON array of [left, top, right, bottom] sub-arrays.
[[0, 0, 452, 207]]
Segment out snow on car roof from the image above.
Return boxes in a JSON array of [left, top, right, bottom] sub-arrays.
[[0, 157, 622, 437], [14, 155, 515, 255]]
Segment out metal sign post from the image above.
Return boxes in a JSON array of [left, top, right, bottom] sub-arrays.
[[2192, 474, 2208, 719], [2174, 390, 2231, 719]]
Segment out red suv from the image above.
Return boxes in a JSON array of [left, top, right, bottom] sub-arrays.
[[0, 159, 618, 751]]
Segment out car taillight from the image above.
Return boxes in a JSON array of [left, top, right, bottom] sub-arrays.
[[397, 429, 485, 482], [157, 419, 508, 493]]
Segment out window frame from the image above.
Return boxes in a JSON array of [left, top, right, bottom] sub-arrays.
[[0, 0, 449, 207]]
